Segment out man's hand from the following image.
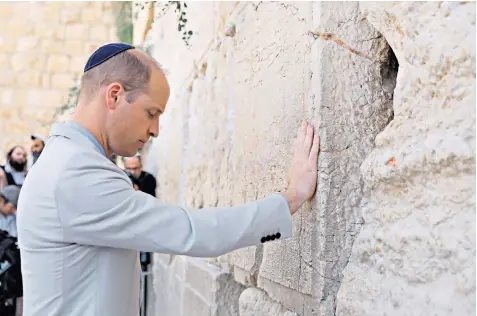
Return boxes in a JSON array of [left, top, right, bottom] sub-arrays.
[[281, 120, 320, 215]]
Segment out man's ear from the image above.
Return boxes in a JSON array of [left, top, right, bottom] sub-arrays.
[[106, 82, 122, 109]]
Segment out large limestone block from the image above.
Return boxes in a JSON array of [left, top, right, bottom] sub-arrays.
[[153, 90, 189, 205], [181, 47, 238, 210], [217, 0, 314, 290], [0, 2, 13, 19], [60, 7, 82, 24], [336, 2, 476, 316], [65, 24, 89, 40], [249, 2, 397, 315], [153, 256, 185, 316], [153, 256, 244, 316], [239, 287, 294, 316]]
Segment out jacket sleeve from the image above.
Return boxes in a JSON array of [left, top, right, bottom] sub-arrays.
[[55, 152, 292, 257]]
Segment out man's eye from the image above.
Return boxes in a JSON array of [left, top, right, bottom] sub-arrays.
[[147, 111, 155, 118]]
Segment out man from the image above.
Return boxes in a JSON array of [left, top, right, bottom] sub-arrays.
[[0, 185, 23, 316], [17, 43, 320, 316], [0, 146, 28, 190], [0, 185, 20, 237], [29, 134, 46, 167], [124, 155, 156, 197]]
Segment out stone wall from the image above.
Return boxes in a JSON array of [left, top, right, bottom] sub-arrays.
[[134, 1, 475, 315], [0, 1, 118, 163]]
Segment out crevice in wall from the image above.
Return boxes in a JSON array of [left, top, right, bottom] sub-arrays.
[[381, 45, 399, 125], [308, 30, 372, 60], [331, 35, 399, 316]]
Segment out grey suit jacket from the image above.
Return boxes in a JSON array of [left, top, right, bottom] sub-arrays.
[[16, 121, 292, 316]]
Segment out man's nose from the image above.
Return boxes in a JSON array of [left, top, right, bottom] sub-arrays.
[[148, 118, 160, 138]]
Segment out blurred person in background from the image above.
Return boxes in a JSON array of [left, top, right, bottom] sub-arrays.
[[123, 155, 156, 197], [0, 146, 28, 190], [0, 185, 23, 316], [29, 135, 46, 168]]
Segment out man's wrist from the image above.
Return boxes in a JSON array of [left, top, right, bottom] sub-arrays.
[[280, 189, 304, 215]]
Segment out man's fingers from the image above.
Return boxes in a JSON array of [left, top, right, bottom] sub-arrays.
[[303, 123, 314, 155], [294, 120, 307, 155], [309, 134, 320, 163]]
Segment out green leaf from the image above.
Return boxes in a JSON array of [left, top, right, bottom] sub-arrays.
[[188, 30, 192, 35]]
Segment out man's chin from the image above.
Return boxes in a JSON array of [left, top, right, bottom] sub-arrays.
[[115, 149, 139, 158]]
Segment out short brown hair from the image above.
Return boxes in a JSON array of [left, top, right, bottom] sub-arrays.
[[80, 50, 151, 103]]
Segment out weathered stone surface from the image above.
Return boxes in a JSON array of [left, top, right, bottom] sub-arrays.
[[60, 7, 82, 24], [136, 1, 474, 316], [239, 288, 291, 316], [153, 256, 244, 316], [65, 24, 88, 40], [336, 2, 476, 316], [64, 40, 83, 56], [258, 277, 315, 315]]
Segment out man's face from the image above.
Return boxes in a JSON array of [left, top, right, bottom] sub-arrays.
[[106, 68, 170, 157], [31, 139, 45, 163], [0, 196, 15, 216], [124, 157, 142, 178], [31, 139, 44, 155], [9, 146, 27, 171]]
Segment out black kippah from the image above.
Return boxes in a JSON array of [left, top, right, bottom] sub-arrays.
[[84, 43, 135, 72]]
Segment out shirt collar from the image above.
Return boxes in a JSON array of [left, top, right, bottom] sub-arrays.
[[50, 121, 107, 157]]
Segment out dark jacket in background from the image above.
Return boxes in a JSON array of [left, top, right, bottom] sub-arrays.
[[0, 166, 16, 187], [136, 171, 156, 197]]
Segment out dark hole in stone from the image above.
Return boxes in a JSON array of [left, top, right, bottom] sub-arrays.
[[380, 44, 399, 125], [388, 47, 399, 72], [381, 45, 399, 94]]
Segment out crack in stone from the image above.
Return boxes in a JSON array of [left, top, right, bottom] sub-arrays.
[[253, 1, 263, 11], [308, 30, 372, 60], [250, 244, 264, 287], [302, 260, 341, 283], [297, 208, 304, 290], [278, 2, 299, 15], [320, 144, 351, 153]]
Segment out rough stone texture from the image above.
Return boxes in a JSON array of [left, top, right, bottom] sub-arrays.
[[135, 1, 475, 315], [239, 287, 294, 316], [153, 254, 245, 316], [0, 1, 118, 163], [336, 2, 476, 316]]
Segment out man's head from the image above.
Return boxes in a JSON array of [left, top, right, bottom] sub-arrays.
[[0, 185, 20, 216], [7, 146, 27, 172], [30, 134, 46, 164], [123, 155, 143, 178], [76, 43, 170, 157]]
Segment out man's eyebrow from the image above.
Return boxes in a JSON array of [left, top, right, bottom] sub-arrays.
[[148, 106, 163, 114]]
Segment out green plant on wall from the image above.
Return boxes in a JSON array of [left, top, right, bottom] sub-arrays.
[[135, 1, 193, 46], [116, 1, 134, 44]]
